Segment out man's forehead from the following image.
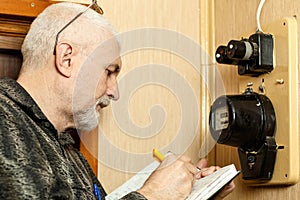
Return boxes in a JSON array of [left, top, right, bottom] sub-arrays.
[[87, 41, 121, 69]]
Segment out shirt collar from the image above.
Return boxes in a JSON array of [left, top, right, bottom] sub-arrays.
[[0, 78, 49, 121], [0, 78, 78, 147]]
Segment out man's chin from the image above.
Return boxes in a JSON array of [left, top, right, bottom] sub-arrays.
[[74, 108, 100, 131], [76, 119, 99, 131]]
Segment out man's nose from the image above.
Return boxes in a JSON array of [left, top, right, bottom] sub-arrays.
[[107, 83, 119, 101]]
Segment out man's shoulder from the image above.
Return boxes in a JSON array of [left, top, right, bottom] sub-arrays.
[[0, 79, 32, 134], [0, 78, 20, 105], [0, 78, 34, 118], [0, 81, 21, 117], [0, 77, 17, 91], [0, 89, 17, 118]]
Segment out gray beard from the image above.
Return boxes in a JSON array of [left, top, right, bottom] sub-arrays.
[[74, 103, 99, 131], [74, 96, 110, 131]]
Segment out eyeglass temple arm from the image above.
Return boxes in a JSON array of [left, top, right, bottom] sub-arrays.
[[53, 3, 94, 55]]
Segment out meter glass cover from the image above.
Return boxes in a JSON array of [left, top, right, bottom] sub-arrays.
[[214, 107, 229, 131]]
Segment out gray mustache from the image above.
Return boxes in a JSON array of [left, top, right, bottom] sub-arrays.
[[97, 96, 110, 108]]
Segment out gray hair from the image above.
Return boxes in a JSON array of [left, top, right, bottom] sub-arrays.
[[20, 2, 117, 72]]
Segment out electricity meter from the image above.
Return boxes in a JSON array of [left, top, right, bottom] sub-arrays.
[[209, 89, 277, 180]]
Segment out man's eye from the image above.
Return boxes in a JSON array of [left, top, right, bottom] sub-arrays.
[[106, 69, 112, 76]]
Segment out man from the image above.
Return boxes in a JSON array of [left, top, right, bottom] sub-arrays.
[[0, 2, 234, 199]]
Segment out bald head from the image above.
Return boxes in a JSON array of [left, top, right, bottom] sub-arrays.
[[16, 2, 121, 132], [20, 2, 117, 73]]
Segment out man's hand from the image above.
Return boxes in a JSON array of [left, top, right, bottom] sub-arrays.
[[137, 154, 198, 200], [195, 159, 236, 200]]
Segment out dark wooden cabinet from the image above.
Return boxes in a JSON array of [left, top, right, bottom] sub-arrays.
[[0, 0, 51, 49], [0, 50, 22, 79]]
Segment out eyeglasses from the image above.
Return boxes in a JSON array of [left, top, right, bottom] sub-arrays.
[[53, 0, 104, 55]]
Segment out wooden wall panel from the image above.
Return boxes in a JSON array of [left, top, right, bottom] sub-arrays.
[[214, 0, 300, 199]]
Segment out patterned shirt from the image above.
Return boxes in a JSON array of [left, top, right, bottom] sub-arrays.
[[0, 78, 146, 200]]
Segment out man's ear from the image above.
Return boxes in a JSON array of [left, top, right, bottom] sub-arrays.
[[55, 42, 73, 78]]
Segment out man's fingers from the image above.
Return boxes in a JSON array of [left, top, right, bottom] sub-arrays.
[[196, 158, 208, 170], [185, 162, 199, 175], [200, 166, 219, 177]]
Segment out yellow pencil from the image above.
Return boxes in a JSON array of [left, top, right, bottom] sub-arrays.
[[153, 148, 165, 162]]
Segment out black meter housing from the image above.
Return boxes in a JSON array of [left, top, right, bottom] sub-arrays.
[[209, 90, 277, 180]]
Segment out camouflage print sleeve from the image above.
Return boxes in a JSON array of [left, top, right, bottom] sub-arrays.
[[120, 191, 147, 200]]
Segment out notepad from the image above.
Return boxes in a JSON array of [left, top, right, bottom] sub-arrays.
[[105, 162, 239, 200], [187, 164, 240, 200]]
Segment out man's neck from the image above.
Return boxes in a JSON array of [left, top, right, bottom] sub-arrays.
[[17, 69, 75, 133]]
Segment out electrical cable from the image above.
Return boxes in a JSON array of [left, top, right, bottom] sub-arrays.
[[256, 0, 266, 33]]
